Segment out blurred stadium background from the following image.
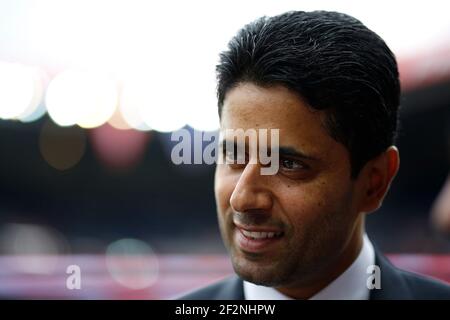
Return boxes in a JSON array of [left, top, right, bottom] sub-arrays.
[[0, 0, 449, 299]]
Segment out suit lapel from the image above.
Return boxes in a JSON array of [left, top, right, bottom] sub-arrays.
[[214, 275, 245, 300], [220, 250, 413, 300], [369, 250, 413, 300]]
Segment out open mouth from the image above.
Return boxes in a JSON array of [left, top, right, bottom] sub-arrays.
[[240, 230, 283, 240], [234, 225, 285, 253]]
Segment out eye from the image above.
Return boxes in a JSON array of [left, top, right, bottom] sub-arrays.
[[224, 149, 236, 163], [280, 158, 307, 170], [222, 147, 247, 167]]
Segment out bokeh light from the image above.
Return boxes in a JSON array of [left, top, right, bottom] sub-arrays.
[[45, 69, 118, 128], [90, 123, 151, 172], [105, 238, 159, 290], [0, 61, 41, 120], [183, 55, 220, 132], [19, 102, 47, 123], [39, 119, 87, 170], [16, 67, 48, 123], [107, 105, 133, 130], [120, 73, 187, 132], [0, 223, 68, 274], [117, 80, 152, 131]]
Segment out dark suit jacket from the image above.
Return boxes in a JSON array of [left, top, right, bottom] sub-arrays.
[[179, 251, 450, 300]]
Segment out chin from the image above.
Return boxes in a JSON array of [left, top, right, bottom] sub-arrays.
[[231, 254, 288, 287]]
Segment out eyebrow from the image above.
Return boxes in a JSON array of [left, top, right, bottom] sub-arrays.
[[220, 139, 320, 162], [277, 146, 320, 161]]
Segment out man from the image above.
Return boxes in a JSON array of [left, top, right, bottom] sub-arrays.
[[181, 10, 450, 299]]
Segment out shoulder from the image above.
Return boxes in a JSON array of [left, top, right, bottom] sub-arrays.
[[177, 275, 244, 300], [373, 251, 450, 299], [398, 268, 450, 299]]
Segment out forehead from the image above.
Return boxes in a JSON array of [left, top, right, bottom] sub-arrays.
[[221, 82, 332, 149]]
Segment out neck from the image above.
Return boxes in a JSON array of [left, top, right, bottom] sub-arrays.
[[276, 221, 364, 299]]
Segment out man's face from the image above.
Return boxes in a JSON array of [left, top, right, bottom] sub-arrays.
[[215, 82, 365, 288]]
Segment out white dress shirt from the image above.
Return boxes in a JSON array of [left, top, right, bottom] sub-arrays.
[[244, 233, 375, 300]]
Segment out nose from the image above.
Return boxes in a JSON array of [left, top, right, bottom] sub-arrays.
[[229, 163, 274, 214]]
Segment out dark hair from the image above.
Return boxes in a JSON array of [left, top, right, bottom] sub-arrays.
[[216, 10, 400, 178]]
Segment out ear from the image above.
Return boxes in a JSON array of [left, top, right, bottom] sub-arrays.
[[358, 146, 400, 213], [431, 173, 450, 233]]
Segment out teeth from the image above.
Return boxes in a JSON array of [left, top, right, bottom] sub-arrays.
[[241, 230, 282, 239]]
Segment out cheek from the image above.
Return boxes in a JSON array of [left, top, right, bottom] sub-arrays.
[[214, 166, 235, 211], [279, 177, 354, 231]]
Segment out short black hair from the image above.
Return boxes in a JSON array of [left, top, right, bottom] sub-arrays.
[[216, 10, 400, 178]]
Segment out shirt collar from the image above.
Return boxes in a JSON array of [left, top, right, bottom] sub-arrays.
[[243, 233, 375, 300]]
